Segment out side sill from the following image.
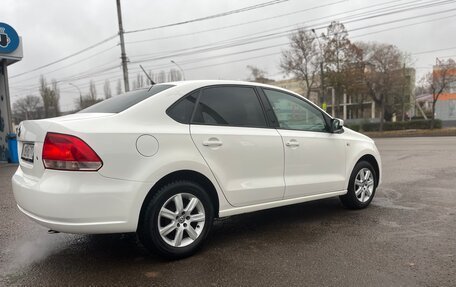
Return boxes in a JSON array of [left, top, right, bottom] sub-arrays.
[[219, 190, 347, 217]]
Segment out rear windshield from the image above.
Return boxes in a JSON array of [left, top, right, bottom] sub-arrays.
[[79, 85, 174, 113]]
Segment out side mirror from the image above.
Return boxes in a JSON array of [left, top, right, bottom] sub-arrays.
[[331, 118, 344, 133]]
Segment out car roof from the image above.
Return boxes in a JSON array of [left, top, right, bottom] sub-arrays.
[[156, 80, 289, 91], [151, 80, 333, 120]]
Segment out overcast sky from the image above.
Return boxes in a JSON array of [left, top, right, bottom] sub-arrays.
[[2, 0, 456, 111]]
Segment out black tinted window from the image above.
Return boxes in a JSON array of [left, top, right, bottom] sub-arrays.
[[79, 85, 174, 113], [193, 86, 267, 128], [167, 92, 198, 124]]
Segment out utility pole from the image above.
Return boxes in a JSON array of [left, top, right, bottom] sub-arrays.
[[116, 0, 129, 92]]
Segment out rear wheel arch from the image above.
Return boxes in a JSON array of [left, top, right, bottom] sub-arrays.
[[137, 170, 220, 231], [355, 154, 380, 187]]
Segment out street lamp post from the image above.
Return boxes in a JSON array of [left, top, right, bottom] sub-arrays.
[[311, 28, 325, 110], [69, 83, 82, 108], [170, 60, 186, 80]]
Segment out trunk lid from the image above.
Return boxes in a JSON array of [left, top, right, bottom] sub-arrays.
[[16, 113, 113, 178]]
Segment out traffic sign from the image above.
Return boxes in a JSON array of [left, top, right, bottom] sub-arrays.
[[0, 22, 20, 54]]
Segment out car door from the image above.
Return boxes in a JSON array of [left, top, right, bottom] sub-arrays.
[[189, 85, 285, 207], [262, 88, 346, 199]]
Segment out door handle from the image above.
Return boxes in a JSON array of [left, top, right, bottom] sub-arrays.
[[285, 140, 300, 147], [202, 139, 223, 147]]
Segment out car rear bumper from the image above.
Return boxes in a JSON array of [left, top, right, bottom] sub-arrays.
[[12, 166, 149, 234]]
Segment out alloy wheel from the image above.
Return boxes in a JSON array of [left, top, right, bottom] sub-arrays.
[[157, 193, 206, 247], [354, 168, 374, 203]]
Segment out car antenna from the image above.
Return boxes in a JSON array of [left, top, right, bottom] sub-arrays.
[[140, 65, 155, 85]]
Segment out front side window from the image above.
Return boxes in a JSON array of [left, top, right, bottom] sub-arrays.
[[192, 86, 267, 128], [263, 89, 327, 132]]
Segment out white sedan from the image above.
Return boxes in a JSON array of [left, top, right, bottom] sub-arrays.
[[12, 80, 381, 259]]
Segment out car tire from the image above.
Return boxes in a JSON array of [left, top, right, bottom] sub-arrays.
[[138, 180, 214, 259], [339, 161, 377, 209]]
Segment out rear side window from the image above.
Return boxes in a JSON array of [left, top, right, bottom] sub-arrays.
[[79, 85, 174, 113], [167, 92, 198, 124], [192, 86, 267, 128]]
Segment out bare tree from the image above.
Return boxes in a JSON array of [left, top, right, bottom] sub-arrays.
[[322, 21, 362, 115], [39, 76, 50, 117], [421, 58, 456, 128], [12, 95, 43, 122], [39, 76, 60, 118], [103, 79, 112, 99], [280, 28, 319, 98], [51, 80, 61, 116], [89, 80, 97, 101], [116, 79, 122, 95], [75, 95, 103, 111], [156, 70, 166, 83], [168, 68, 182, 82], [361, 42, 404, 131], [133, 73, 144, 89], [74, 80, 102, 111], [147, 70, 154, 85], [246, 65, 271, 83], [139, 73, 145, 88]]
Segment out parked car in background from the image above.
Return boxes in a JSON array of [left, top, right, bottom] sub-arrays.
[[12, 80, 381, 259]]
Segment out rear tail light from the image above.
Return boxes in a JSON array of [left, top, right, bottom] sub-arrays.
[[42, 132, 103, 171]]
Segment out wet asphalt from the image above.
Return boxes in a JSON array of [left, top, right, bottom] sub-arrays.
[[0, 137, 455, 287]]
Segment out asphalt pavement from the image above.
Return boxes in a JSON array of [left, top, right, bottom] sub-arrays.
[[1, 137, 455, 286]]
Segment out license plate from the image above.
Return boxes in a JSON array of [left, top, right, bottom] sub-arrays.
[[21, 143, 34, 163]]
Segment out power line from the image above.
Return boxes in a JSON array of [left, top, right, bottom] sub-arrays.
[[14, 4, 456, 93], [9, 34, 118, 79], [79, 11, 456, 83], [127, 8, 456, 68], [8, 0, 441, 86], [9, 44, 118, 85], [412, 46, 456, 55], [17, 14, 456, 97], [128, 0, 455, 63], [125, 0, 347, 45], [7, 0, 290, 88], [350, 12, 456, 40], [185, 52, 279, 71], [7, 0, 444, 85], [10, 0, 456, 97], [124, 0, 289, 34], [128, 14, 456, 76], [125, 0, 428, 47], [436, 53, 456, 59], [128, 0, 411, 58]]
